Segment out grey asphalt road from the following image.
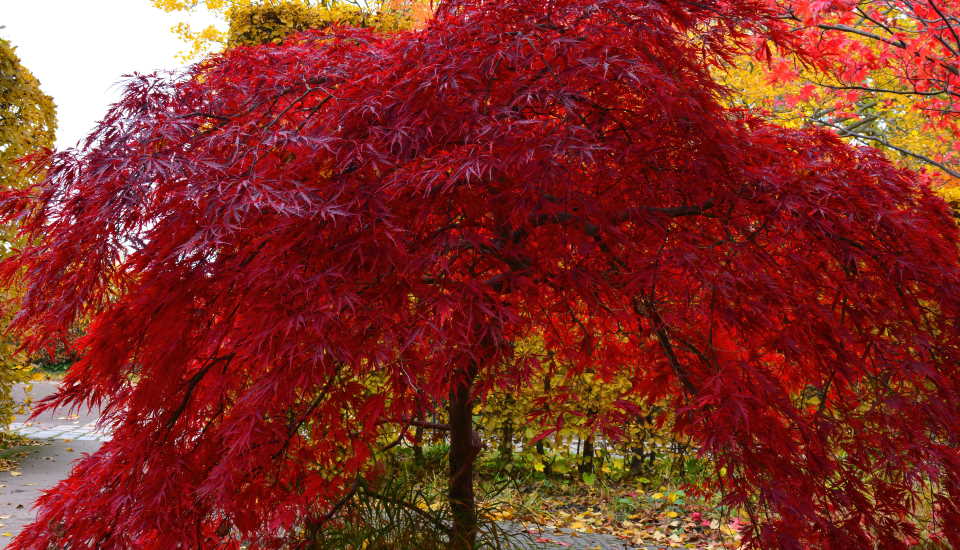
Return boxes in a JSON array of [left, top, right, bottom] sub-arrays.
[[500, 523, 660, 549], [0, 440, 101, 545], [2, 382, 104, 546]]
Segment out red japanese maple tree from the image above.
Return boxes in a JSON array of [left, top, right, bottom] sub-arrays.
[[3, 0, 960, 548]]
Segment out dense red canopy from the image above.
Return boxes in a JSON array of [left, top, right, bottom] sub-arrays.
[[3, 0, 960, 548]]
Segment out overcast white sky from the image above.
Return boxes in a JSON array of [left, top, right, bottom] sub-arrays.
[[2, 0, 221, 148]]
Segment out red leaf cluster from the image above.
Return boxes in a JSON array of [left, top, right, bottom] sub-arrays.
[[2, 0, 960, 548], [776, 0, 960, 136]]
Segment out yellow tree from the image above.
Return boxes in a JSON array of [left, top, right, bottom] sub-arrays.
[[0, 35, 56, 423], [0, 37, 54, 190], [152, 0, 419, 58]]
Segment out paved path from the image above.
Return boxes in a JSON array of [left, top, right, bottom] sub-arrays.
[[1, 382, 105, 546], [0, 440, 102, 544], [9, 382, 108, 442], [8, 421, 109, 442], [500, 523, 654, 549]]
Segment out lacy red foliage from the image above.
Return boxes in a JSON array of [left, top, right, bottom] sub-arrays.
[[2, 0, 960, 548]]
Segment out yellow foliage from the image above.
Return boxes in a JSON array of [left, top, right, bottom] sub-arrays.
[[226, 1, 411, 48], [153, 0, 231, 11], [152, 0, 418, 57], [0, 37, 55, 190], [0, 37, 54, 425], [481, 334, 673, 478]]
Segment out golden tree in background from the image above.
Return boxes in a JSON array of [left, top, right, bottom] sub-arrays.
[[152, 0, 428, 58], [0, 35, 56, 423]]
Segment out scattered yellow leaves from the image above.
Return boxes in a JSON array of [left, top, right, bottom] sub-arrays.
[[486, 484, 743, 549]]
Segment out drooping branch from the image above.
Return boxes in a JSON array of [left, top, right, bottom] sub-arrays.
[[814, 118, 960, 178], [632, 297, 699, 396]]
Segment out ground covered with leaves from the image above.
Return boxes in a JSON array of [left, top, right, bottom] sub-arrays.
[[0, 432, 42, 472], [484, 481, 742, 549]]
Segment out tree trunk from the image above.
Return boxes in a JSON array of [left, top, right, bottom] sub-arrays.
[[448, 370, 479, 550], [628, 443, 646, 477], [579, 435, 595, 475], [498, 418, 514, 464], [535, 373, 552, 476], [413, 417, 425, 467]]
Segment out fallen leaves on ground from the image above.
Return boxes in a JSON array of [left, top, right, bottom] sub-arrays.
[[0, 431, 43, 472], [486, 483, 745, 549]]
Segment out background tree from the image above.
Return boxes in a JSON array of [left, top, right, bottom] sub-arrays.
[[717, 1, 960, 206], [0, 34, 55, 424], [152, 0, 419, 57], [4, 1, 960, 549], [0, 37, 54, 189]]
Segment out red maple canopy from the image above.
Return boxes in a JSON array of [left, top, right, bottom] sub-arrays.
[[3, 0, 960, 548]]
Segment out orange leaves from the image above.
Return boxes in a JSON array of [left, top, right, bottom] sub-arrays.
[[766, 59, 797, 85]]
